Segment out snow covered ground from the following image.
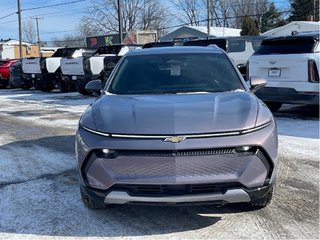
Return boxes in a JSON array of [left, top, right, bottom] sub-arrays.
[[0, 89, 318, 239]]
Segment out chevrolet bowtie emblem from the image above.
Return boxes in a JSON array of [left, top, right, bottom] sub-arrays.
[[164, 136, 186, 143]]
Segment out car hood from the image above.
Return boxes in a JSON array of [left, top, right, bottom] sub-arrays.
[[92, 92, 259, 135]]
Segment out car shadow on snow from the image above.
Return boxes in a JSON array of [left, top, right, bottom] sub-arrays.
[[0, 135, 259, 237]]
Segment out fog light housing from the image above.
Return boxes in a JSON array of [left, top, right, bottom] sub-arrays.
[[101, 149, 116, 158], [235, 146, 257, 154]]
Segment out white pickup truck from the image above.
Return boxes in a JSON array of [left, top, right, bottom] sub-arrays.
[[63, 44, 141, 95], [60, 48, 96, 93], [21, 48, 82, 92], [21, 57, 45, 90]]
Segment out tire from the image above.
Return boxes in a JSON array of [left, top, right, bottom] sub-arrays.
[[265, 102, 282, 112], [80, 187, 108, 209], [33, 80, 41, 90], [57, 79, 71, 93], [39, 81, 55, 92], [249, 186, 274, 208], [21, 84, 31, 90]]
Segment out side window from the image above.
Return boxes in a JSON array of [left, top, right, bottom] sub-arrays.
[[228, 40, 246, 53]]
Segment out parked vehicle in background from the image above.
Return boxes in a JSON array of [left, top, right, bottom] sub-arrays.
[[21, 57, 44, 90], [248, 32, 319, 111], [0, 59, 18, 88], [76, 46, 277, 209], [142, 41, 176, 48], [81, 44, 141, 94], [183, 36, 262, 67], [9, 60, 23, 88], [21, 48, 80, 92], [60, 48, 96, 93]]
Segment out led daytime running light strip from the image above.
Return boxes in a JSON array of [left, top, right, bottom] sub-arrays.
[[81, 121, 271, 139]]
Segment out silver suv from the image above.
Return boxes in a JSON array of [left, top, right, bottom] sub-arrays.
[[76, 46, 278, 209]]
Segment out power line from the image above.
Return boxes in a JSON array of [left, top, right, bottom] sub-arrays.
[[0, 12, 16, 20], [21, 0, 86, 12], [0, 0, 86, 21], [0, 7, 87, 26]]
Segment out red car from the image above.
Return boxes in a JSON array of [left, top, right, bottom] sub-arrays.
[[0, 59, 18, 88]]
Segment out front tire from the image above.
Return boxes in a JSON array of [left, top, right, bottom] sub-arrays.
[[249, 186, 274, 208], [80, 187, 108, 209]]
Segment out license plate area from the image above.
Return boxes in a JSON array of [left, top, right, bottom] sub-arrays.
[[72, 76, 77, 80], [31, 74, 35, 78], [268, 68, 281, 77]]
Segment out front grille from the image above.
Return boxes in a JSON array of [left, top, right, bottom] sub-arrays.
[[109, 183, 242, 197], [115, 148, 235, 157]]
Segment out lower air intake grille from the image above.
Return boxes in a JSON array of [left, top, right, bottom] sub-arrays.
[[115, 148, 235, 157]]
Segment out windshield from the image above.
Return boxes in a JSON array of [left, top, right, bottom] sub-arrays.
[[107, 53, 244, 95]]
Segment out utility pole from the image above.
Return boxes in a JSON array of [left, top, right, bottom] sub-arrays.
[[207, 0, 211, 38], [32, 17, 43, 57], [117, 0, 123, 43], [17, 0, 22, 59], [314, 0, 316, 21]]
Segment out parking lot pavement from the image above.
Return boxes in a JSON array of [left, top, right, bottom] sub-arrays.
[[0, 89, 319, 239]]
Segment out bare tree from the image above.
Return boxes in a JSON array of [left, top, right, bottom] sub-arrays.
[[22, 20, 37, 43], [231, 0, 268, 29], [206, 0, 234, 27], [173, 0, 204, 26], [51, 34, 85, 48], [79, 0, 169, 34]]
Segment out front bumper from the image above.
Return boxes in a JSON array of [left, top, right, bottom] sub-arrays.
[[76, 121, 278, 205], [81, 183, 273, 205], [256, 87, 319, 105]]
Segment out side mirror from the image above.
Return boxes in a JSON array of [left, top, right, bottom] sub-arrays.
[[85, 80, 102, 96], [250, 77, 267, 93]]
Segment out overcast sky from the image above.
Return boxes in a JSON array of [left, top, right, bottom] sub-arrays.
[[0, 0, 290, 44]]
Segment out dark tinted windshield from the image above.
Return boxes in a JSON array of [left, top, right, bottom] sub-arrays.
[[143, 42, 175, 48], [51, 48, 77, 57], [183, 39, 227, 51], [108, 53, 244, 95], [95, 45, 124, 55], [82, 49, 96, 57], [255, 37, 316, 55]]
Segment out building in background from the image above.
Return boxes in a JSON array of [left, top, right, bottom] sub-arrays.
[[160, 26, 241, 42], [86, 30, 158, 48], [40, 47, 60, 58], [0, 40, 40, 59], [261, 21, 320, 37]]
